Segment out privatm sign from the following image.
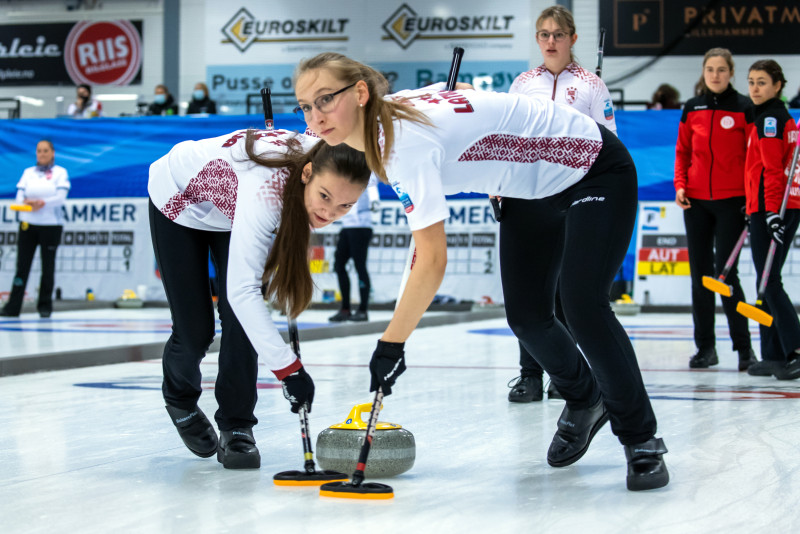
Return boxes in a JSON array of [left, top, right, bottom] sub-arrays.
[[637, 234, 689, 276]]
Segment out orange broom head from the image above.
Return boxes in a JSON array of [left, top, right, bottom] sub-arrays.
[[736, 301, 773, 327], [319, 481, 394, 500], [9, 204, 32, 212], [702, 276, 732, 297]]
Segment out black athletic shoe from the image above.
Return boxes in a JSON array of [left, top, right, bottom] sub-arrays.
[[0, 309, 18, 317], [624, 437, 669, 491], [217, 428, 261, 469], [689, 347, 719, 369], [165, 404, 218, 458], [747, 359, 784, 376], [39, 311, 52, 319], [547, 397, 609, 467], [349, 310, 368, 322], [737, 348, 758, 371], [546, 380, 563, 400], [507, 375, 543, 403], [329, 309, 350, 322], [774, 357, 800, 381]]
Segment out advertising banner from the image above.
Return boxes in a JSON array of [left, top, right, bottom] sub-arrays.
[[0, 20, 143, 86], [205, 0, 531, 114], [600, 0, 800, 56]]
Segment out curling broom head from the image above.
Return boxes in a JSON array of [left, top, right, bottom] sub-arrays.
[[319, 481, 394, 499], [737, 300, 773, 327], [273, 469, 348, 486], [9, 204, 32, 212], [702, 276, 732, 297]]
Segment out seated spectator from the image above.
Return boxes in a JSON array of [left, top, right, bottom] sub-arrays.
[[67, 84, 103, 118], [648, 84, 681, 109], [187, 82, 217, 115], [147, 84, 179, 116]]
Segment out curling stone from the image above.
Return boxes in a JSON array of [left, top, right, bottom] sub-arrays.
[[316, 402, 415, 478], [611, 293, 641, 315], [114, 289, 144, 309]]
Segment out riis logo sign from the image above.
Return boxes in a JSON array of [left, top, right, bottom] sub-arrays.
[[221, 7, 350, 52], [382, 3, 515, 49]]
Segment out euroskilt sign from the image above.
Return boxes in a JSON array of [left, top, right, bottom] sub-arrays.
[[381, 3, 515, 49], [0, 20, 143, 86], [220, 7, 350, 52]]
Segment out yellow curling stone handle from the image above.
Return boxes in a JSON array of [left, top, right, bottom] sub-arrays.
[[329, 402, 402, 430]]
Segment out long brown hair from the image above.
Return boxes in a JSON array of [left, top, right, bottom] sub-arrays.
[[696, 47, 734, 95], [244, 130, 370, 317], [294, 53, 432, 182]]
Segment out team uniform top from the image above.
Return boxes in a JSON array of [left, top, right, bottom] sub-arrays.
[[148, 129, 318, 377], [744, 97, 800, 214], [674, 86, 753, 200], [383, 87, 603, 231], [339, 176, 379, 228], [15, 164, 70, 226], [509, 62, 617, 134]]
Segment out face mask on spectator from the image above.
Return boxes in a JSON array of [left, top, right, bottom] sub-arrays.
[[154, 94, 167, 105], [193, 90, 205, 101]]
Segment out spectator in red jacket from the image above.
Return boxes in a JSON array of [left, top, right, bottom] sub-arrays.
[[674, 48, 757, 371], [743, 59, 800, 380]]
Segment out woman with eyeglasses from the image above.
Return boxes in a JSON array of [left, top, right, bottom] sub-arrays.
[[504, 5, 617, 404], [293, 52, 668, 491], [149, 128, 370, 469]]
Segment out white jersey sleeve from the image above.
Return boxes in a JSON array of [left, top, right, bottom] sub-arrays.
[[226, 167, 299, 375]]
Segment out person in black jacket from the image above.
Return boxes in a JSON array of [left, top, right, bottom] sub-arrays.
[[187, 82, 217, 115], [147, 84, 179, 116], [674, 47, 757, 371]]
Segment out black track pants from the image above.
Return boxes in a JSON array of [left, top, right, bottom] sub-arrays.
[[683, 196, 751, 351], [1, 223, 62, 316], [749, 210, 800, 362], [333, 227, 373, 312], [500, 130, 657, 445], [149, 200, 258, 431]]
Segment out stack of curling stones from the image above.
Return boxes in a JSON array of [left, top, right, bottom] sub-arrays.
[[114, 288, 144, 308], [316, 402, 415, 477]]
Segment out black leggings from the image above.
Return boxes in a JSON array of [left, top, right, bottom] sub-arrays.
[[749, 210, 800, 362], [683, 196, 751, 351], [334, 227, 373, 312], [500, 129, 657, 445], [1, 223, 62, 315], [149, 200, 258, 431]]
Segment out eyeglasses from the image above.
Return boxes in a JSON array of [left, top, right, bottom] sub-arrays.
[[536, 30, 570, 42], [293, 82, 357, 120]]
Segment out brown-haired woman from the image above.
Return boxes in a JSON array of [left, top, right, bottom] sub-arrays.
[[148, 128, 370, 469], [675, 47, 757, 371]]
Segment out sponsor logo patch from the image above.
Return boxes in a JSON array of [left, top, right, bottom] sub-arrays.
[[764, 117, 777, 137], [604, 99, 614, 120], [391, 181, 414, 213], [720, 115, 735, 129]]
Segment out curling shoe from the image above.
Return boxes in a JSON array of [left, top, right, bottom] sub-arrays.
[[349, 310, 369, 322], [165, 404, 218, 458], [217, 428, 261, 469], [624, 437, 669, 491], [328, 309, 350, 322], [747, 359, 784, 376], [737, 348, 758, 371], [547, 397, 609, 467], [688, 347, 718, 369], [507, 375, 543, 403], [773, 356, 800, 381]]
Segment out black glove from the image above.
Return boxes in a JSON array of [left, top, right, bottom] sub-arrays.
[[282, 366, 315, 413], [369, 340, 406, 395], [765, 211, 785, 245]]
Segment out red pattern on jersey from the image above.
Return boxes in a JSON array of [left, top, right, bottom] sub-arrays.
[[257, 168, 287, 212], [564, 63, 601, 90], [161, 159, 238, 222], [458, 134, 602, 171]]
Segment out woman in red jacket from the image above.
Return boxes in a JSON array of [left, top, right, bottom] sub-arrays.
[[743, 59, 800, 380], [674, 48, 757, 371]]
